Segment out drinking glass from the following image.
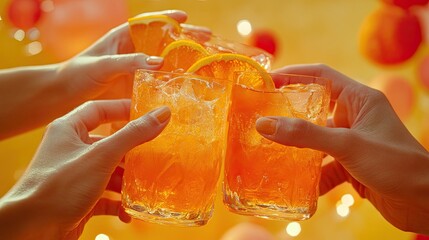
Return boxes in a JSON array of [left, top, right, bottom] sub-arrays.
[[180, 24, 273, 70], [122, 70, 230, 226], [223, 72, 331, 221]]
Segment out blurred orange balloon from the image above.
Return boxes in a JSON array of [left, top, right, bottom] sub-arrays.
[[249, 29, 278, 56], [359, 4, 423, 65], [418, 55, 429, 91], [381, 0, 429, 9], [37, 0, 128, 60], [371, 74, 415, 121], [6, 0, 42, 30]]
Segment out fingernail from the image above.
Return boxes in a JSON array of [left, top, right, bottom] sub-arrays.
[[146, 56, 163, 65], [256, 117, 278, 135], [151, 106, 171, 123]]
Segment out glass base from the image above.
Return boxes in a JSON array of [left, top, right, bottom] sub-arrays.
[[123, 202, 212, 227], [223, 191, 315, 221]]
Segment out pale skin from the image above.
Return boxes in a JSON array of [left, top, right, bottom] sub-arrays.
[[0, 9, 185, 239], [0, 100, 171, 239], [256, 64, 429, 235], [0, 10, 188, 140], [2, 8, 428, 238]]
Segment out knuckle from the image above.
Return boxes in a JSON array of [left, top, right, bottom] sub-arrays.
[[46, 118, 65, 131], [368, 88, 389, 103], [287, 118, 308, 137], [45, 117, 71, 136]]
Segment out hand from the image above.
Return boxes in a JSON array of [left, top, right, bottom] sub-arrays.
[[57, 10, 188, 102], [0, 99, 171, 239], [255, 64, 429, 234], [0, 10, 187, 139]]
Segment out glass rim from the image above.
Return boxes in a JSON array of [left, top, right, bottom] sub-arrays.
[[233, 70, 332, 82], [134, 69, 232, 83], [233, 71, 332, 94], [134, 69, 331, 94]]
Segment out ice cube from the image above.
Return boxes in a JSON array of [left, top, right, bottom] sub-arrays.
[[279, 83, 326, 121], [159, 75, 186, 99]]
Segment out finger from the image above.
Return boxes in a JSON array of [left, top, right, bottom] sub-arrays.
[[92, 198, 122, 217], [97, 106, 171, 162], [255, 116, 352, 158], [181, 23, 212, 34], [270, 72, 328, 87], [92, 198, 132, 223], [319, 161, 348, 195], [110, 121, 128, 134], [134, 9, 188, 23], [273, 63, 326, 76], [87, 134, 105, 144], [272, 64, 358, 101], [119, 206, 132, 223], [106, 166, 124, 193], [84, 10, 188, 55], [119, 157, 125, 169], [65, 99, 131, 133], [88, 54, 164, 81], [326, 117, 335, 128]]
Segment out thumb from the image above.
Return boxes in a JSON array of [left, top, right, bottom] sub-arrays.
[[99, 106, 171, 163], [255, 116, 351, 158], [90, 53, 163, 80]]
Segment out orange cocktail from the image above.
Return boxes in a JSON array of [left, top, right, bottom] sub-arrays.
[[127, 15, 273, 72], [122, 70, 230, 226], [223, 72, 331, 221]]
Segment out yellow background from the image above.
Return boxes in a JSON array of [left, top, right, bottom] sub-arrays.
[[1, 0, 428, 239]]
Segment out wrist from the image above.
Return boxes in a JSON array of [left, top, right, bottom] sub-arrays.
[[0, 193, 61, 239], [56, 58, 97, 105], [0, 63, 70, 138]]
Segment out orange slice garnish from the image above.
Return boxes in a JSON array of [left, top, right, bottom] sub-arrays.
[[128, 15, 181, 56], [160, 39, 209, 72], [187, 53, 275, 90]]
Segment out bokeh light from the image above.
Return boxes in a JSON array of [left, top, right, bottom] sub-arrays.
[[219, 222, 275, 240], [13, 29, 25, 41], [285, 222, 301, 237], [237, 19, 252, 36], [40, 0, 54, 12], [27, 27, 40, 41], [341, 194, 355, 207], [336, 203, 350, 218], [94, 233, 110, 240], [25, 41, 42, 55], [0, 1, 426, 240]]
